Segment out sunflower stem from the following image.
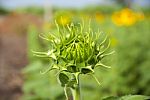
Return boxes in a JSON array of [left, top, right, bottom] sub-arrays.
[[71, 75, 81, 100], [64, 85, 69, 100]]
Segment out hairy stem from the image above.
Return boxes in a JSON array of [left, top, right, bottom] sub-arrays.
[[71, 75, 81, 100], [64, 85, 69, 100]]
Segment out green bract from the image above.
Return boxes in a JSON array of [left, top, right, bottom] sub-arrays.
[[33, 21, 114, 91]]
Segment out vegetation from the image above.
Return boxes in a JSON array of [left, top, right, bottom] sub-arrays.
[[0, 7, 9, 14], [22, 6, 150, 100]]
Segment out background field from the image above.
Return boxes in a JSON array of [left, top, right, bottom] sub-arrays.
[[0, 0, 150, 100]]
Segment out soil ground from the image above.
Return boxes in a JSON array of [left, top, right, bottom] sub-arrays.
[[0, 13, 42, 100]]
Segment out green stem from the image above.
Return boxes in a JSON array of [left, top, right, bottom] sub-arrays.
[[71, 75, 81, 100], [64, 85, 69, 100]]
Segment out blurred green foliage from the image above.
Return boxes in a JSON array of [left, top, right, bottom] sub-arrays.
[[103, 95, 149, 100], [22, 6, 150, 100], [94, 19, 150, 98], [16, 7, 44, 15], [0, 7, 9, 15]]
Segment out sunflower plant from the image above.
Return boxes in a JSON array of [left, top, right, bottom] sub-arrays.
[[33, 21, 114, 100]]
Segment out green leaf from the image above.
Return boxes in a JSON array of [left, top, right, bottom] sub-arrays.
[[121, 95, 150, 100], [67, 65, 78, 73], [103, 95, 150, 100], [103, 96, 119, 100], [76, 62, 85, 68], [95, 62, 111, 69], [67, 79, 77, 88], [81, 66, 94, 74], [58, 73, 69, 87]]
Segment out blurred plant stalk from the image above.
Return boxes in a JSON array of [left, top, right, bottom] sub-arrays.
[[44, 0, 52, 23]]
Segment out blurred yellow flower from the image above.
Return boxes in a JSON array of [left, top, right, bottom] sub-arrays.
[[121, 8, 137, 26], [111, 11, 123, 26], [95, 12, 105, 23], [112, 8, 137, 26], [57, 15, 71, 26], [54, 11, 72, 26]]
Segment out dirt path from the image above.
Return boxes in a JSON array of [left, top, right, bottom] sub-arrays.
[[0, 33, 27, 100], [0, 13, 42, 100]]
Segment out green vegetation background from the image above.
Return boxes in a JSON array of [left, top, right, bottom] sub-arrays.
[[11, 6, 150, 100]]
